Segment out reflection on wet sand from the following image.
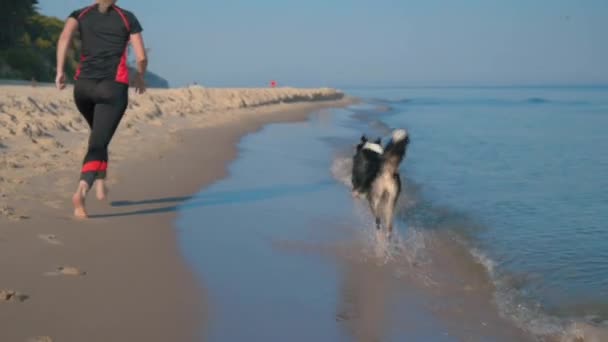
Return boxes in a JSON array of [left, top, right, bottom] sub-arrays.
[[337, 257, 392, 342]]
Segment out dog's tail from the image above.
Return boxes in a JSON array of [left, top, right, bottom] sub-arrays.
[[382, 129, 410, 174]]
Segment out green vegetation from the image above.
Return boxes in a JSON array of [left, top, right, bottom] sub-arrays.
[[0, 0, 38, 49], [0, 1, 80, 81], [0, 1, 169, 87]]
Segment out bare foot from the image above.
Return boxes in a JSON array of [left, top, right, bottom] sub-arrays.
[[95, 179, 108, 201], [38, 234, 62, 245], [72, 181, 88, 219]]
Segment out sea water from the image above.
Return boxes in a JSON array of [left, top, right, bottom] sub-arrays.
[[178, 86, 608, 340]]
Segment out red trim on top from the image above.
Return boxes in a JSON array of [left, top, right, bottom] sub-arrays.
[[78, 5, 96, 19], [73, 5, 95, 81], [74, 55, 87, 80], [112, 5, 131, 32], [112, 5, 131, 85], [115, 48, 129, 84]]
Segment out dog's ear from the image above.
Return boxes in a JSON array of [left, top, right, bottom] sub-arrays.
[[360, 135, 368, 142], [374, 138, 381, 144]]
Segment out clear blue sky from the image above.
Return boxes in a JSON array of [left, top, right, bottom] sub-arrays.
[[40, 0, 607, 88]]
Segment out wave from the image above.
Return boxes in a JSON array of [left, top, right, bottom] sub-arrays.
[[363, 97, 591, 107], [470, 246, 608, 341], [329, 152, 608, 341], [368, 97, 410, 105], [525, 97, 549, 104]]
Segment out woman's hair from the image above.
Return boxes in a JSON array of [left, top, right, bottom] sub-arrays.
[[96, 0, 117, 13]]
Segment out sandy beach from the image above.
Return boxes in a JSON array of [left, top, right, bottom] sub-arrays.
[[3, 84, 606, 342], [0, 84, 351, 342], [0, 85, 344, 220], [2, 0, 605, 340]]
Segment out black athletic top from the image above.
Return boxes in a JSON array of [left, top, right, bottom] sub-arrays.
[[69, 4, 143, 84]]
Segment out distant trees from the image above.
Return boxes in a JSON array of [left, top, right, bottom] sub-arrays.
[[0, 0, 39, 49], [0, 2, 168, 87], [0, 0, 79, 81]]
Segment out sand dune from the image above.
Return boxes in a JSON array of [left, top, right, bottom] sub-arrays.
[[0, 86, 343, 140], [0, 85, 344, 220], [0, 85, 352, 342]]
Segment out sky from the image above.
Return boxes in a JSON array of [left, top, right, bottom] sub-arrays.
[[39, 0, 608, 88]]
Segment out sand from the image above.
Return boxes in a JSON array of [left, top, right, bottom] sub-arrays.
[[0, 85, 344, 220], [5, 84, 602, 342], [0, 84, 352, 342]]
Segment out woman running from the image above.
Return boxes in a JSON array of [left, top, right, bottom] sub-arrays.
[[55, 0, 148, 218]]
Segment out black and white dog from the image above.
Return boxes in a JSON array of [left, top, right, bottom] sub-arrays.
[[351, 129, 409, 237]]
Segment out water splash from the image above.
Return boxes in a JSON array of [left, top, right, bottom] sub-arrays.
[[330, 150, 608, 341]]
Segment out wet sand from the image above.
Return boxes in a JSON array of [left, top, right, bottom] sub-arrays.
[[0, 84, 352, 341], [176, 107, 540, 341], [4, 84, 601, 341]]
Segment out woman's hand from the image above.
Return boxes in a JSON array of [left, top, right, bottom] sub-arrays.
[[133, 73, 146, 94], [130, 33, 148, 95], [55, 72, 66, 90], [56, 18, 77, 91]]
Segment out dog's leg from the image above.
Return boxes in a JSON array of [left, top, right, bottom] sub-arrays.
[[383, 191, 399, 240], [383, 203, 394, 239], [391, 176, 402, 239], [368, 195, 382, 230]]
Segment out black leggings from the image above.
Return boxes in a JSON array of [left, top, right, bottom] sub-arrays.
[[73, 79, 128, 188]]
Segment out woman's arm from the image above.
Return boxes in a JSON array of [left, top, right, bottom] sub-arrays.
[[56, 18, 78, 90], [130, 32, 148, 94]]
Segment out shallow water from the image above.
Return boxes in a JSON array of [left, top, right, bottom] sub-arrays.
[[178, 86, 608, 341], [177, 108, 475, 341], [348, 86, 608, 334]]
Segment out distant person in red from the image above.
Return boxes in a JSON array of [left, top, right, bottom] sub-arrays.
[[55, 0, 148, 218], [270, 80, 277, 88]]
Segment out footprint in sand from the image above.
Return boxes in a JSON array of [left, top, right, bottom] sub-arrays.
[[27, 337, 53, 342], [0, 205, 29, 220], [0, 289, 29, 303], [38, 234, 62, 245], [45, 266, 86, 277]]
